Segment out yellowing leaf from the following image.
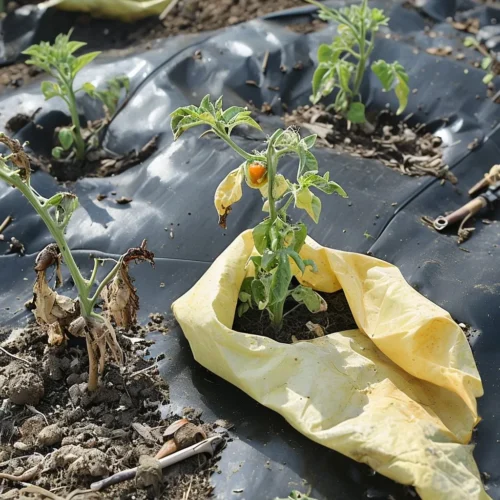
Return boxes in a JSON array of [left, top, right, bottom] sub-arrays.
[[295, 187, 322, 223], [259, 174, 288, 200], [214, 166, 245, 228]]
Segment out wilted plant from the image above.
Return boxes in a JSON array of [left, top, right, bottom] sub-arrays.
[[171, 96, 347, 331], [22, 30, 129, 161], [307, 0, 409, 123], [464, 36, 498, 85], [0, 135, 154, 391]]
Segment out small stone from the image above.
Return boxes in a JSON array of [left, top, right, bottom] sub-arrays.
[[38, 424, 65, 447]]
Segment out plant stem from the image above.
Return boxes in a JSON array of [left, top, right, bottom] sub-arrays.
[[266, 145, 278, 224], [66, 87, 86, 161], [270, 300, 285, 330], [352, 0, 368, 97], [214, 127, 263, 163]]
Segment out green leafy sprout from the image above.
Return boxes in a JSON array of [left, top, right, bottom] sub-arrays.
[[171, 96, 347, 331], [464, 36, 497, 85], [307, 0, 409, 123], [0, 135, 152, 391], [22, 30, 130, 161]]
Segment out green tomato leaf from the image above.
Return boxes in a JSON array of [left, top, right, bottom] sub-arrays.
[[311, 66, 333, 104], [483, 73, 494, 84], [336, 60, 353, 92], [291, 285, 326, 313], [66, 40, 87, 54], [40, 81, 61, 100], [253, 219, 272, 254], [481, 56, 492, 70], [301, 171, 348, 197], [371, 60, 409, 115], [82, 82, 97, 97], [222, 106, 246, 123], [270, 251, 292, 306], [262, 249, 277, 271], [252, 278, 270, 310], [249, 255, 262, 271], [52, 147, 63, 159], [237, 302, 250, 317], [302, 134, 317, 149], [292, 223, 307, 253], [346, 102, 366, 123], [317, 44, 334, 64], [58, 128, 74, 150], [463, 36, 478, 48], [72, 51, 101, 77]]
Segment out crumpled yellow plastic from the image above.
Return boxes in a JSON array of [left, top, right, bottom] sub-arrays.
[[172, 230, 489, 500], [40, 0, 170, 22]]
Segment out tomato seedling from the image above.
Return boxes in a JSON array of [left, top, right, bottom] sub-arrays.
[[171, 96, 347, 331], [464, 36, 498, 85], [307, 0, 409, 123], [22, 30, 129, 161], [0, 135, 153, 391]]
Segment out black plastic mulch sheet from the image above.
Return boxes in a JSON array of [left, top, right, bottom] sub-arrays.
[[0, 1, 499, 498]]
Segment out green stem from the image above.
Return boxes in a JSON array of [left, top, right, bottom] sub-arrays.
[[90, 259, 122, 304], [66, 87, 86, 161], [352, 0, 368, 97], [266, 145, 278, 224], [270, 299, 285, 330], [59, 73, 85, 161], [9, 177, 92, 316], [214, 127, 264, 163]]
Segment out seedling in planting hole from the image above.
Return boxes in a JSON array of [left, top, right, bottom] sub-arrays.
[[0, 135, 154, 391], [307, 0, 409, 123], [170, 96, 347, 331], [464, 36, 499, 85], [22, 30, 130, 161]]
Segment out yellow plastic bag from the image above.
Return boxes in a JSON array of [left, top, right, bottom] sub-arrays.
[[172, 230, 488, 500], [40, 0, 170, 22]]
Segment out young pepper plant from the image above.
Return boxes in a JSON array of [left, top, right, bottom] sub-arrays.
[[22, 31, 129, 161], [171, 96, 347, 331], [307, 0, 409, 123], [0, 134, 153, 391]]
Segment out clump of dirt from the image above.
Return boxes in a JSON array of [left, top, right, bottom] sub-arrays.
[[0, 63, 43, 93], [233, 290, 357, 344], [286, 104, 455, 182], [0, 320, 223, 499]]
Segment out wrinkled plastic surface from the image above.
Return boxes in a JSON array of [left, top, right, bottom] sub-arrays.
[[173, 230, 486, 500], [42, 0, 171, 22], [0, 0, 500, 498]]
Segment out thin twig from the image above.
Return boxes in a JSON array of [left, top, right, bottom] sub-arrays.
[[0, 215, 12, 234], [261, 51, 270, 74], [0, 346, 31, 366], [130, 363, 157, 378], [159, 0, 180, 20]]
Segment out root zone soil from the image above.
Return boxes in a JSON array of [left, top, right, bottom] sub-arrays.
[[234, 290, 358, 344], [0, 320, 226, 499], [286, 105, 454, 182]]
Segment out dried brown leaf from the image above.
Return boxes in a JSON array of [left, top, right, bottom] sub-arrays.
[[32, 271, 78, 327], [101, 241, 155, 328]]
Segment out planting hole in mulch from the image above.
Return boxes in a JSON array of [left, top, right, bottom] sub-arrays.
[[0, 320, 224, 500], [286, 105, 455, 182], [233, 289, 357, 344], [27, 129, 158, 182]]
